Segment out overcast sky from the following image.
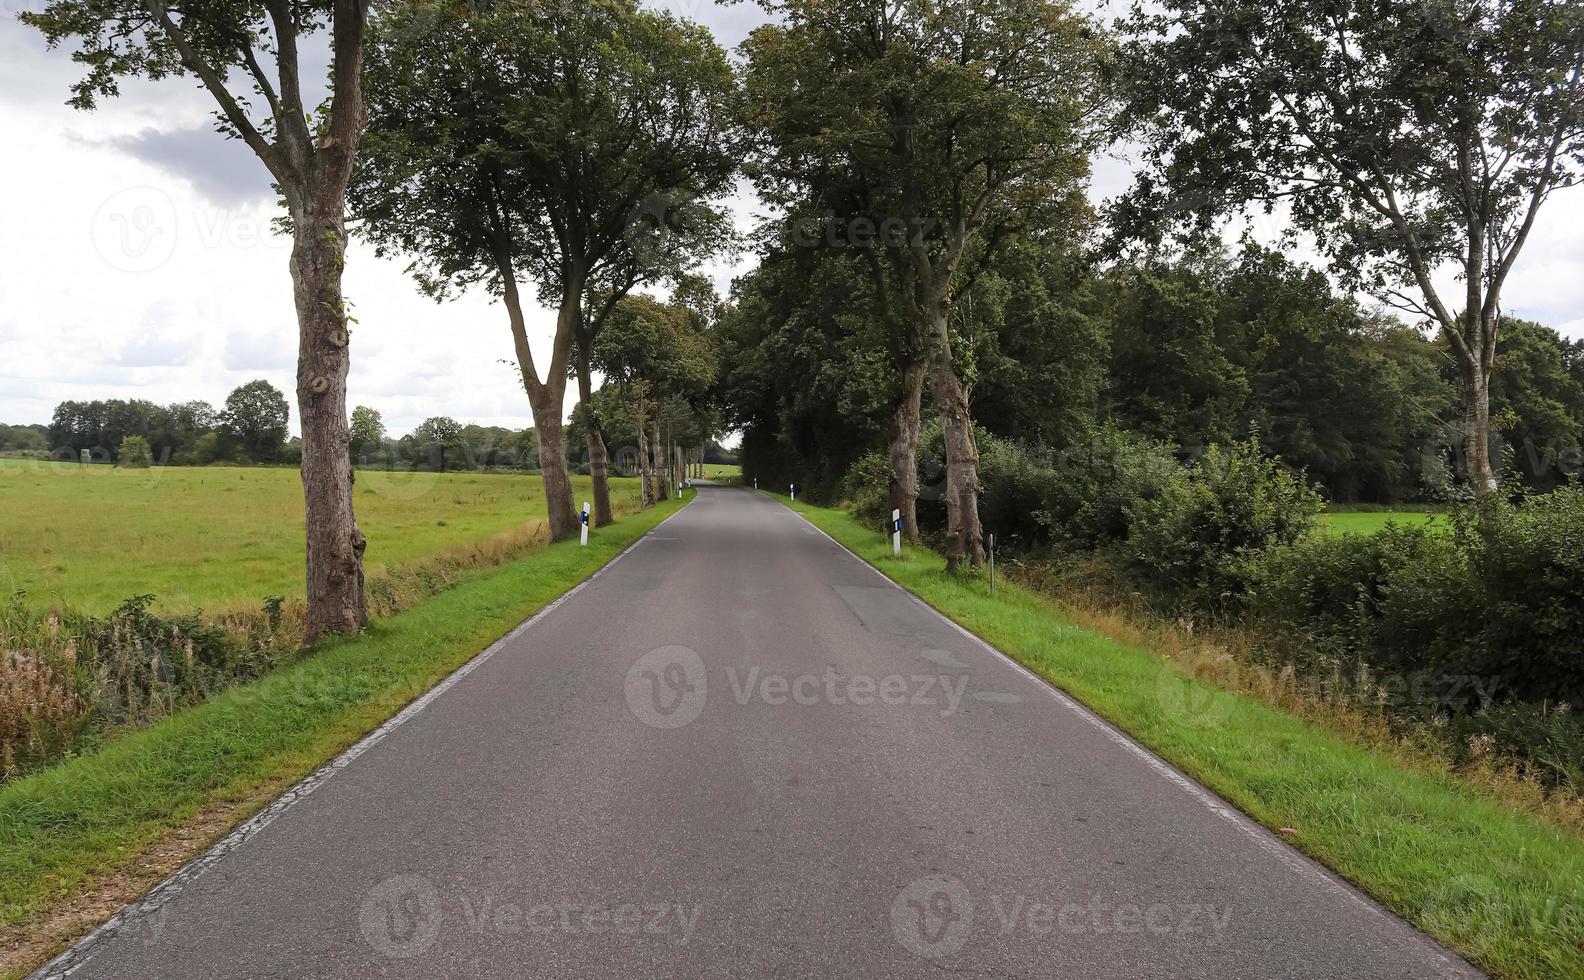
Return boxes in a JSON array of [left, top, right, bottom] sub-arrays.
[[2, 0, 1582, 437]]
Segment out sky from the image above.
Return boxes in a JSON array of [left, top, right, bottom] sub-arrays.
[[1, 0, 1582, 437]]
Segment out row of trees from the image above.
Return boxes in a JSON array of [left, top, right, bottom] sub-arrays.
[[25, 0, 735, 638], [26, 0, 1579, 631], [720, 0, 1583, 569]]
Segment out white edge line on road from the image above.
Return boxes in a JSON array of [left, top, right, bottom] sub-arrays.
[[789, 506, 1477, 976], [30, 495, 698, 980]]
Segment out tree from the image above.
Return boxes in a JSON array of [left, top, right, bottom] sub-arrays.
[[349, 405, 385, 463], [1119, 0, 1584, 494], [24, 0, 373, 638], [410, 416, 468, 471], [593, 295, 718, 505], [743, 0, 1107, 567], [0, 425, 48, 453], [163, 400, 217, 461], [223, 380, 290, 463], [715, 246, 904, 505], [116, 434, 152, 468], [1485, 319, 1584, 487], [353, 0, 736, 538]]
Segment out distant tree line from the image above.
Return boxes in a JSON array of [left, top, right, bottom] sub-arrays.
[[3, 380, 293, 466], [4, 374, 732, 477]]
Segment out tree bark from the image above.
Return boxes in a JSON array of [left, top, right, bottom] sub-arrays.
[[652, 420, 668, 501], [574, 342, 615, 526], [527, 390, 578, 538], [290, 194, 367, 643], [652, 417, 665, 503], [1461, 359, 1498, 493], [637, 428, 651, 505], [887, 358, 925, 542], [923, 306, 985, 570], [632, 393, 653, 506]]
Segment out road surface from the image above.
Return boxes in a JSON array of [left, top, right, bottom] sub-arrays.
[[39, 484, 1480, 979]]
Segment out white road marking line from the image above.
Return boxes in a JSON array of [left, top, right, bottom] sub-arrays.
[[31, 498, 698, 980], [790, 510, 1475, 974]]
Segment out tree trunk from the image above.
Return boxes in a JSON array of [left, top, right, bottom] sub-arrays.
[[526, 389, 579, 539], [498, 260, 580, 540], [291, 198, 367, 643], [633, 403, 653, 506], [888, 359, 925, 542], [652, 420, 668, 501], [923, 306, 985, 571], [1461, 360, 1498, 494], [574, 344, 614, 526]]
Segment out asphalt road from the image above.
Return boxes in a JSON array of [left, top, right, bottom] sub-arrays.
[[40, 484, 1480, 979]]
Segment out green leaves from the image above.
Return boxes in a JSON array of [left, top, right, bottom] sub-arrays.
[[352, 0, 740, 306]]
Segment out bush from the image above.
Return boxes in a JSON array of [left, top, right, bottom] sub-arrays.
[[1256, 487, 1584, 708], [970, 432, 1060, 551], [1471, 487, 1584, 704], [1034, 426, 1180, 549], [116, 434, 152, 468], [1253, 524, 1473, 677], [1125, 441, 1323, 613], [839, 448, 894, 530]]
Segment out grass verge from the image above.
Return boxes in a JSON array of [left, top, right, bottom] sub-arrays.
[[0, 491, 690, 977], [782, 495, 1583, 980]]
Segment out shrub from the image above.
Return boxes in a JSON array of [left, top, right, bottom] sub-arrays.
[[1252, 523, 1469, 677], [972, 434, 1060, 552], [1471, 487, 1584, 705], [913, 423, 1063, 552], [839, 448, 894, 530], [1256, 486, 1584, 708], [116, 434, 152, 468], [1125, 441, 1323, 613], [1034, 426, 1180, 549]]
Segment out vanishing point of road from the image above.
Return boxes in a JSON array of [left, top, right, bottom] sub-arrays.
[[38, 483, 1480, 979]]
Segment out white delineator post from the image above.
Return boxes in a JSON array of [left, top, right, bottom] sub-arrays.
[[891, 508, 902, 558], [789, 484, 795, 503], [580, 501, 590, 547]]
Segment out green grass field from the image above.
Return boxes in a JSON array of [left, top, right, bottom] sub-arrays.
[[1322, 507, 1444, 535], [779, 494, 1583, 980], [700, 462, 741, 480], [0, 459, 640, 613]]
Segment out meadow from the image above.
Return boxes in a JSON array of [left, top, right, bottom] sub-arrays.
[[0, 459, 640, 614], [1322, 507, 1444, 535]]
